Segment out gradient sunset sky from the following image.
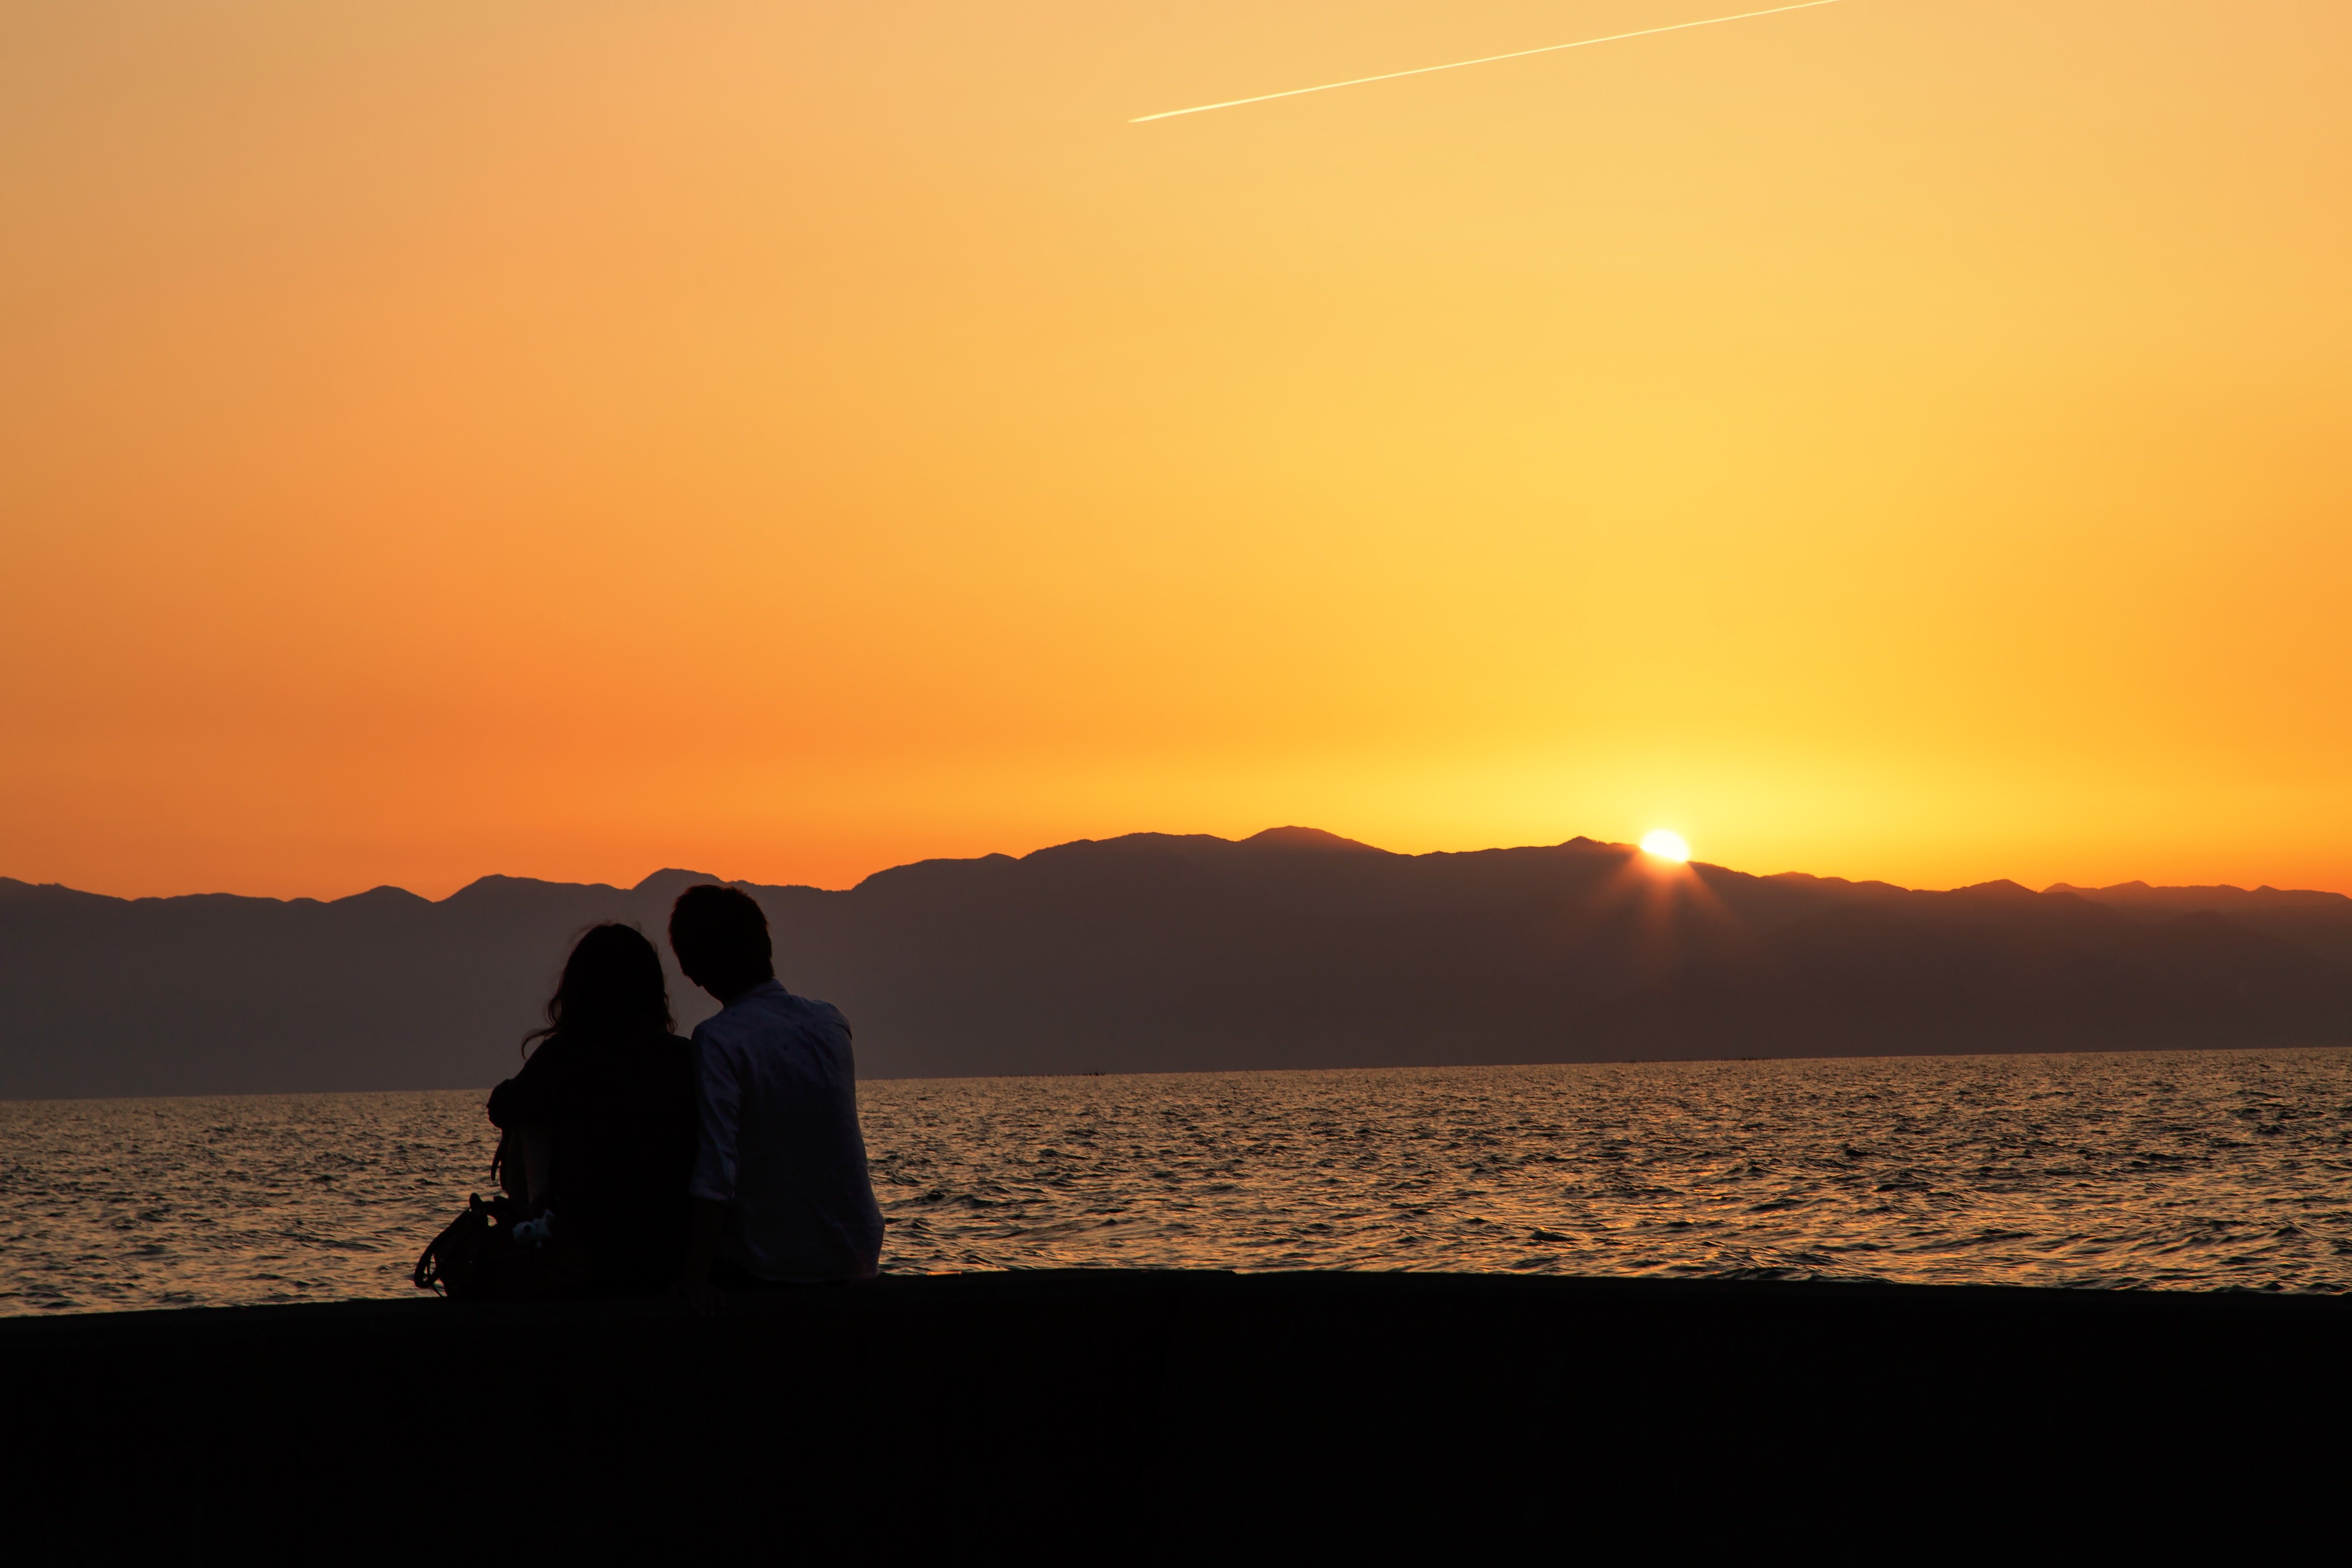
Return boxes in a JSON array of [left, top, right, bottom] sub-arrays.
[[4, 0, 2347, 901]]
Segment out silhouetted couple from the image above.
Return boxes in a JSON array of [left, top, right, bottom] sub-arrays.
[[484, 885, 883, 1301]]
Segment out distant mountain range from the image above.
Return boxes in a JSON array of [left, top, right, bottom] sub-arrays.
[[4, 828, 2350, 1098]]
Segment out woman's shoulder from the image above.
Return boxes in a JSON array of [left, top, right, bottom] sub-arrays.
[[487, 1043, 559, 1124], [488, 1032, 571, 1111], [511, 1034, 578, 1082]]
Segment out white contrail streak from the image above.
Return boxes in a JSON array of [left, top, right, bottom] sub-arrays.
[[1131, 0, 1847, 123]]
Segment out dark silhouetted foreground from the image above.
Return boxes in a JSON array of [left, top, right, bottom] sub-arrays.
[[2, 1271, 2343, 1555]]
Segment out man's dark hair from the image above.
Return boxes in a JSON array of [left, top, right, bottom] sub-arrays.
[[668, 884, 774, 993]]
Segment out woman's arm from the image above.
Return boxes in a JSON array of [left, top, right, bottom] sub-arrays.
[[487, 1037, 562, 1204], [513, 1123, 554, 1207]]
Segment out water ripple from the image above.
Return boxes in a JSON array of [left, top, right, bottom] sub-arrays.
[[5, 1048, 2350, 1313], [861, 1049, 2352, 1291]]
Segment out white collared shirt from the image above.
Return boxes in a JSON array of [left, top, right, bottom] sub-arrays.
[[688, 980, 883, 1282]]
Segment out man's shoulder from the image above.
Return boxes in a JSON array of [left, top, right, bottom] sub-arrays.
[[782, 989, 848, 1023], [771, 989, 852, 1044], [697, 985, 850, 1047]]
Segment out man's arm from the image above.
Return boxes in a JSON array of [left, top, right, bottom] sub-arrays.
[[515, 1124, 553, 1208]]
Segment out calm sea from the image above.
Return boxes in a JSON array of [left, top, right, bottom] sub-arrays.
[[5, 1048, 2350, 1315]]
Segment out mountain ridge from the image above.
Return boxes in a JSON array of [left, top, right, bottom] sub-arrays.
[[3, 830, 2348, 1098]]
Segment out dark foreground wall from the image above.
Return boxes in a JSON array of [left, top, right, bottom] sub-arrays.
[[4, 1271, 2345, 1558]]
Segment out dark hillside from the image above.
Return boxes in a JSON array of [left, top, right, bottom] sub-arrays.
[[2047, 880, 2352, 967], [4, 834, 2348, 1097]]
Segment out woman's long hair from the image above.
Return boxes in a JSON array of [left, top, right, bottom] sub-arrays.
[[523, 923, 674, 1055]]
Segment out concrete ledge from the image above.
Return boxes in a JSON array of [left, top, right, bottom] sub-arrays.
[[5, 1272, 2344, 1556]]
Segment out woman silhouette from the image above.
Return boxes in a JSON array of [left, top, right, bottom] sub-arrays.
[[486, 923, 698, 1295]]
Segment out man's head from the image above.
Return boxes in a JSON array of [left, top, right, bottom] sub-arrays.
[[668, 884, 775, 1003]]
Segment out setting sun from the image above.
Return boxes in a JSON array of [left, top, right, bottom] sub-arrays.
[[1642, 830, 1692, 863]]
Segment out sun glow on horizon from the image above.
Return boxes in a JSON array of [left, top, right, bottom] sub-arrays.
[[1642, 830, 1693, 863]]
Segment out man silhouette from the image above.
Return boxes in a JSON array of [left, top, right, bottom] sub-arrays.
[[667, 884, 883, 1307]]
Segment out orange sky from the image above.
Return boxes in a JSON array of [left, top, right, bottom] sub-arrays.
[[4, 0, 2348, 902]]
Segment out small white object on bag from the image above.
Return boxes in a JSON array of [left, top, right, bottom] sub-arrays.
[[512, 1210, 556, 1250]]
